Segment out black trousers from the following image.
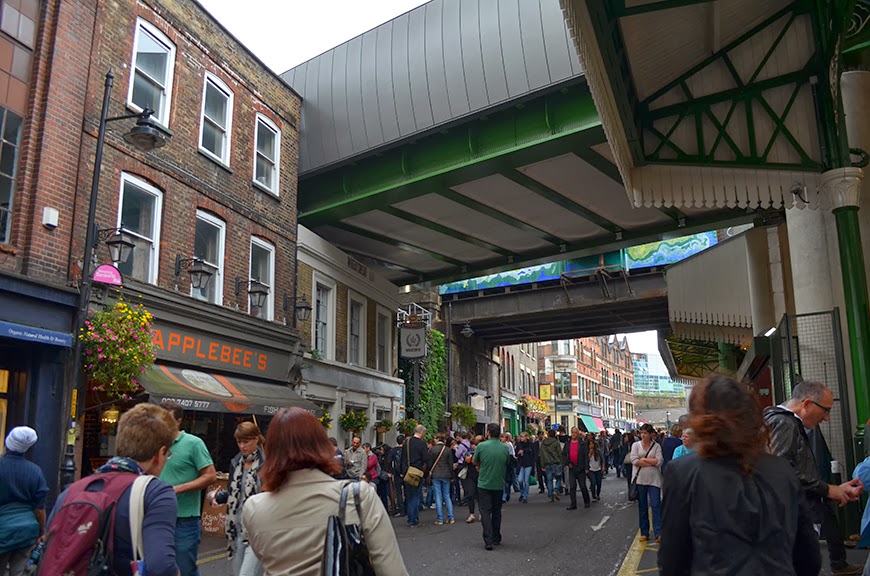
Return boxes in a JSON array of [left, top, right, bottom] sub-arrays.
[[462, 475, 478, 515], [820, 499, 847, 569], [478, 489, 504, 546], [391, 474, 405, 515], [568, 466, 590, 507]]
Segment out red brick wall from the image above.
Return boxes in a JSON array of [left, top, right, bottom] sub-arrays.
[[7, 0, 301, 325]]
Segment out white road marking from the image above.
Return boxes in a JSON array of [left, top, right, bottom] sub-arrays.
[[591, 515, 611, 532]]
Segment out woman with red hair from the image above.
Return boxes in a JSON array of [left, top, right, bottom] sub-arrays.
[[658, 375, 820, 575], [242, 407, 408, 576]]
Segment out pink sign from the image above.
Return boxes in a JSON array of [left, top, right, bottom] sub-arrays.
[[93, 264, 123, 286]]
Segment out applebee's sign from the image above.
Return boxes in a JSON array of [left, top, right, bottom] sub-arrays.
[[400, 327, 427, 359]]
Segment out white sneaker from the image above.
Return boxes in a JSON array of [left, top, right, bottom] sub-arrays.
[[466, 514, 475, 523]]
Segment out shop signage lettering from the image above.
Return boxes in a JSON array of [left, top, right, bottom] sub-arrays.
[[93, 264, 123, 286], [556, 400, 573, 411], [151, 323, 289, 381], [0, 321, 73, 347], [400, 327, 427, 358]]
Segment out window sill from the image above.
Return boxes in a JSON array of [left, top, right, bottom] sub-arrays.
[[252, 180, 280, 199], [198, 148, 233, 173]]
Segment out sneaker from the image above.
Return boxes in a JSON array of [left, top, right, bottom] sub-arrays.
[[831, 564, 864, 575], [447, 519, 455, 524], [566, 505, 577, 510], [639, 535, 648, 542], [555, 494, 560, 501], [485, 544, 494, 551], [434, 520, 443, 525], [549, 496, 554, 502], [466, 515, 476, 523]]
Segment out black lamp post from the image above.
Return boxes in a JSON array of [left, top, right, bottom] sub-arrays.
[[61, 70, 169, 489]]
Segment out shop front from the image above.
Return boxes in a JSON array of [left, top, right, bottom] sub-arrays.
[[0, 273, 77, 499], [502, 396, 519, 437]]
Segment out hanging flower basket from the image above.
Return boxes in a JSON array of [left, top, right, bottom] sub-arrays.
[[395, 418, 418, 436], [80, 298, 156, 400], [318, 409, 332, 430], [518, 394, 549, 418], [338, 411, 369, 433], [374, 418, 393, 432]]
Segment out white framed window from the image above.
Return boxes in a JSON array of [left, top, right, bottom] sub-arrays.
[[199, 73, 233, 165], [376, 306, 393, 374], [253, 114, 280, 194], [312, 273, 336, 359], [117, 174, 162, 284], [347, 292, 367, 365], [192, 211, 225, 305], [249, 237, 275, 321], [128, 19, 175, 126]]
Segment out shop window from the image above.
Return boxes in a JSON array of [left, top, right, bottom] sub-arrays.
[[117, 174, 162, 284], [376, 308, 392, 373], [0, 107, 21, 244], [249, 237, 275, 321], [128, 19, 175, 126], [313, 273, 336, 359], [348, 294, 365, 365], [192, 211, 225, 304], [199, 73, 233, 165], [254, 114, 280, 194]]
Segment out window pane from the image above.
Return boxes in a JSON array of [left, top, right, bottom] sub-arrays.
[[250, 244, 271, 286], [117, 235, 152, 283], [256, 122, 275, 159], [204, 82, 227, 128], [377, 315, 387, 371], [350, 301, 361, 364], [136, 32, 168, 81], [193, 217, 221, 303], [0, 143, 15, 176], [120, 185, 156, 239], [131, 73, 162, 115], [3, 111, 21, 144], [315, 285, 329, 355], [255, 156, 274, 187], [201, 121, 222, 158]]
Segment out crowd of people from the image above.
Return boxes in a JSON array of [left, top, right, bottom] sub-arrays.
[[4, 376, 870, 574]]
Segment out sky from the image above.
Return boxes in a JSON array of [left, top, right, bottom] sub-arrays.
[[619, 330, 660, 355], [197, 0, 432, 74]]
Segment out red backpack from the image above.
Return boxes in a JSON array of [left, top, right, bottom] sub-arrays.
[[38, 472, 140, 576]]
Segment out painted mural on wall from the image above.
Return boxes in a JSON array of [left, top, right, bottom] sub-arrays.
[[624, 231, 718, 270], [439, 232, 718, 294]]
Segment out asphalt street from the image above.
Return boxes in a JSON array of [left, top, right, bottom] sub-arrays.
[[197, 471, 640, 575]]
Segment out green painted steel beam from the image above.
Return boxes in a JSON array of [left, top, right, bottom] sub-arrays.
[[378, 206, 512, 257], [500, 170, 618, 233], [436, 189, 567, 245], [328, 222, 470, 268], [298, 84, 602, 228], [614, 0, 715, 17]]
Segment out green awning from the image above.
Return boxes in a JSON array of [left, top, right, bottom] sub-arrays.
[[579, 414, 600, 433], [140, 363, 321, 416]]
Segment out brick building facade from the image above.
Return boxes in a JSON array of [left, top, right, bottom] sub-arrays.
[[0, 0, 313, 491]]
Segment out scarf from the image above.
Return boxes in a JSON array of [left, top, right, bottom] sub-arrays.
[[226, 447, 263, 557], [97, 456, 145, 475]]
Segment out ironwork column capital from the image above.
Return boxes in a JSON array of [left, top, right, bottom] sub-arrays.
[[823, 167, 865, 210]]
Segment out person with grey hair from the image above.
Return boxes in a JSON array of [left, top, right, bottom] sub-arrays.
[[0, 427, 48, 576], [765, 380, 864, 575]]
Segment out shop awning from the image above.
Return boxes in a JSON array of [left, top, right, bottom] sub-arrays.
[[140, 364, 321, 416], [592, 417, 606, 432], [579, 415, 600, 434]]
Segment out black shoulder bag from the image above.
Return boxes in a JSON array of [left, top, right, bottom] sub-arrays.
[[629, 444, 655, 502], [321, 481, 376, 576]]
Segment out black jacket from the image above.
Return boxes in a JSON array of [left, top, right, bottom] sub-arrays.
[[562, 439, 589, 471], [398, 436, 428, 476], [659, 453, 820, 576], [515, 440, 535, 468], [764, 406, 828, 506]]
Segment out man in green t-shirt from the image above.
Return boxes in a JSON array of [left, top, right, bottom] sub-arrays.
[[473, 423, 510, 550], [159, 401, 216, 576]]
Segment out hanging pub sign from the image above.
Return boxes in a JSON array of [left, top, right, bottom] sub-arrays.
[[400, 326, 427, 358]]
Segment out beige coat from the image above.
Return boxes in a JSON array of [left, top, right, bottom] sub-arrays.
[[242, 468, 408, 576]]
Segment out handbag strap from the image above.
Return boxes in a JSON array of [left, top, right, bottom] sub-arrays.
[[338, 481, 366, 527], [338, 481, 352, 523], [129, 475, 155, 561], [430, 445, 447, 478], [631, 444, 655, 483]]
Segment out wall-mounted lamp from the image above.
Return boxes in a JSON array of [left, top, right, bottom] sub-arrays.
[[101, 405, 120, 425], [95, 227, 135, 265], [236, 277, 270, 309], [283, 293, 313, 322], [175, 255, 215, 290]]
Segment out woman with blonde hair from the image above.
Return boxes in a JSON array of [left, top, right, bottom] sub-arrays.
[[243, 407, 407, 575], [207, 421, 266, 576]]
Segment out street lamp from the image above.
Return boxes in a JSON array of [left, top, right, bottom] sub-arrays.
[[283, 293, 313, 323], [61, 69, 170, 489], [174, 255, 215, 290], [235, 277, 270, 309]]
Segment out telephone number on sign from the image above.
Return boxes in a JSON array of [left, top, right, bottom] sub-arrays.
[[159, 397, 212, 410]]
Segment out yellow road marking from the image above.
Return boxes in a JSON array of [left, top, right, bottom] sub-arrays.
[[636, 568, 658, 573], [617, 530, 645, 576], [197, 552, 229, 565]]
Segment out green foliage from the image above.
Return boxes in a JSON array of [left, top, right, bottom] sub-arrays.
[[450, 404, 477, 431], [308, 349, 324, 361], [400, 329, 447, 440], [374, 418, 393, 430], [395, 418, 419, 435], [338, 410, 369, 432]]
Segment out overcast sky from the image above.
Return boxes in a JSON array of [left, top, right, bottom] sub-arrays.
[[619, 330, 660, 355], [197, 0, 431, 74]]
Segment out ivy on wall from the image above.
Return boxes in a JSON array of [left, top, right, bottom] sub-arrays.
[[401, 329, 447, 439]]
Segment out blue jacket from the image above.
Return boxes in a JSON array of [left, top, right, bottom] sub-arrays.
[[853, 457, 870, 548]]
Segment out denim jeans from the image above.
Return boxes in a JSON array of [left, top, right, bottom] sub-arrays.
[[588, 470, 602, 499], [545, 464, 562, 498], [517, 466, 533, 500], [424, 479, 436, 507], [0, 547, 29, 576], [175, 517, 203, 576], [636, 484, 662, 537], [233, 536, 264, 576], [432, 477, 455, 522], [405, 481, 422, 526]]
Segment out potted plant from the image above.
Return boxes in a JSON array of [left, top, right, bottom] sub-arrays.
[[395, 418, 418, 436], [374, 418, 393, 433], [318, 408, 332, 430], [449, 404, 477, 431], [80, 298, 156, 400], [338, 411, 369, 433]]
